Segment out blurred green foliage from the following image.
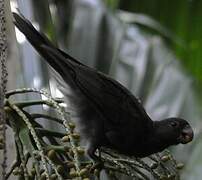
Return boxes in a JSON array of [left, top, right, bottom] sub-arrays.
[[106, 0, 202, 85], [104, 0, 120, 10]]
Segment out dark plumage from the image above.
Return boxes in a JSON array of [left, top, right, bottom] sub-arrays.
[[13, 12, 194, 159]]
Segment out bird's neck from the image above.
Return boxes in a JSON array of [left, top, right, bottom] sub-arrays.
[[137, 122, 171, 157], [145, 134, 169, 154], [146, 121, 172, 153]]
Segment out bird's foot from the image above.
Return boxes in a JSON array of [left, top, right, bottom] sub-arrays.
[[88, 159, 103, 178], [90, 159, 103, 172], [86, 143, 103, 175]]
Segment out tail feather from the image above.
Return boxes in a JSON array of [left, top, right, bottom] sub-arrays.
[[13, 12, 84, 74], [13, 12, 52, 53]]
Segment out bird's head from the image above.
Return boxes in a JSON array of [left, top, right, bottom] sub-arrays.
[[153, 118, 194, 146]]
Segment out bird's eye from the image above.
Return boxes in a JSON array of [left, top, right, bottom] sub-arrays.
[[170, 121, 178, 127]]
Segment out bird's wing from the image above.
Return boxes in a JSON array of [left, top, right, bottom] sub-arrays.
[[13, 12, 153, 131], [40, 45, 153, 129]]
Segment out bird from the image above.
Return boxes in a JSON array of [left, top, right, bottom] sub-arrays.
[[13, 12, 194, 160]]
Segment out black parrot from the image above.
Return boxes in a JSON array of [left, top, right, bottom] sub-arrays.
[[13, 12, 194, 159]]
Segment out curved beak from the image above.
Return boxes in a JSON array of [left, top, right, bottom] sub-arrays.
[[179, 126, 194, 144]]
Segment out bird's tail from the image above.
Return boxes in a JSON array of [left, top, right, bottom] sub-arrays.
[[13, 12, 84, 76]]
